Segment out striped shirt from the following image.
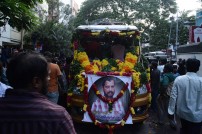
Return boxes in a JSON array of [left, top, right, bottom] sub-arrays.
[[91, 98, 125, 122], [0, 89, 76, 134]]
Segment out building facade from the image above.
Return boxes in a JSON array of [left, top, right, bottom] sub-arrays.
[[61, 0, 79, 16]]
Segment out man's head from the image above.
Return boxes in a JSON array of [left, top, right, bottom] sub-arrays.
[[102, 77, 115, 98], [151, 61, 158, 69], [6, 52, 49, 95], [186, 58, 200, 73], [163, 63, 173, 73]]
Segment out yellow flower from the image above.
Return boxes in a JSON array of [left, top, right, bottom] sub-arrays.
[[125, 52, 138, 65], [132, 72, 141, 88], [122, 61, 134, 72], [93, 59, 101, 66], [117, 62, 124, 70], [130, 107, 135, 115], [74, 50, 78, 60], [127, 31, 135, 35], [119, 32, 126, 36], [121, 120, 125, 126], [101, 59, 109, 67], [91, 32, 100, 36], [111, 67, 117, 71], [92, 64, 100, 73], [83, 104, 87, 111], [96, 90, 100, 95], [81, 61, 91, 68], [77, 52, 89, 64], [146, 68, 150, 81], [135, 46, 140, 55]]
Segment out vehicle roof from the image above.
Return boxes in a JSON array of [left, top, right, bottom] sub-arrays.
[[149, 51, 165, 54], [77, 25, 139, 32]]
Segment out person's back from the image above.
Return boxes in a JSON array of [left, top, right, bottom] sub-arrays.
[[173, 74, 202, 121], [157, 63, 176, 127], [48, 63, 62, 92], [0, 90, 75, 134], [44, 51, 63, 104], [150, 61, 160, 112], [0, 52, 76, 134], [168, 58, 202, 134]]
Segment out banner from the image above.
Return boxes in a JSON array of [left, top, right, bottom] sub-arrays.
[[82, 74, 133, 124]]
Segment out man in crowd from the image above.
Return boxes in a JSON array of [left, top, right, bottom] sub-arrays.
[[0, 52, 76, 134], [44, 51, 64, 103], [91, 77, 125, 123], [157, 63, 176, 126], [168, 58, 202, 134], [150, 61, 160, 112], [0, 61, 12, 97]]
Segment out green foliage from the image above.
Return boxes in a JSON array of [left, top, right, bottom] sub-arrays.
[[134, 62, 144, 72], [102, 64, 112, 72], [70, 60, 83, 76], [108, 58, 118, 68], [101, 58, 118, 72], [0, 0, 43, 30], [140, 72, 148, 84], [24, 21, 72, 53], [23, 2, 75, 54], [149, 19, 170, 48]]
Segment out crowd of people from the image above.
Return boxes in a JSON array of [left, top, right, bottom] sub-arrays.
[[150, 58, 202, 134], [0, 50, 76, 134], [0, 47, 201, 134]]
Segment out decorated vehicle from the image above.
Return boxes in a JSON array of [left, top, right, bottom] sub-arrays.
[[67, 21, 151, 133]]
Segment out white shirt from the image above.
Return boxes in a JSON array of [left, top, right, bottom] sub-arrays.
[[157, 65, 164, 73], [0, 82, 12, 97], [168, 72, 202, 123]]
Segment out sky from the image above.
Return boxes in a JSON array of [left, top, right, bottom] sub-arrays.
[[75, 0, 202, 14], [176, 0, 201, 13]]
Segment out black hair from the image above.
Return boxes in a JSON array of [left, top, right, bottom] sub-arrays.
[[43, 51, 52, 62], [164, 63, 173, 73], [186, 58, 200, 73], [102, 77, 115, 87], [172, 64, 178, 69], [151, 61, 158, 69], [6, 52, 48, 89]]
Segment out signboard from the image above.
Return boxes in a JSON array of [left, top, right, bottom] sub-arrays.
[[82, 74, 133, 124], [189, 26, 202, 43]]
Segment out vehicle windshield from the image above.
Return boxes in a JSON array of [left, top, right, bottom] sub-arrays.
[[148, 53, 155, 56]]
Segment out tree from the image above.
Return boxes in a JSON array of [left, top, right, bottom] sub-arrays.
[[0, 0, 43, 31], [24, 2, 75, 55], [149, 19, 170, 49]]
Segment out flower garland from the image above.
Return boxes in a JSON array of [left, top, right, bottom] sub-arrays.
[[81, 30, 140, 39], [92, 83, 128, 112], [82, 77, 136, 134]]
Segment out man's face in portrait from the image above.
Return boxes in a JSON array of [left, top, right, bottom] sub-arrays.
[[103, 80, 115, 98]]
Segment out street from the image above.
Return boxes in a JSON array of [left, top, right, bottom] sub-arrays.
[[74, 109, 202, 134]]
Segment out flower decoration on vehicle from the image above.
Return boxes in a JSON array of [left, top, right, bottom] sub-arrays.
[[80, 30, 140, 39], [82, 77, 136, 133], [68, 49, 150, 94]]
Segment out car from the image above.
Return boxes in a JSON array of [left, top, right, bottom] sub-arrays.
[[144, 51, 167, 61]]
